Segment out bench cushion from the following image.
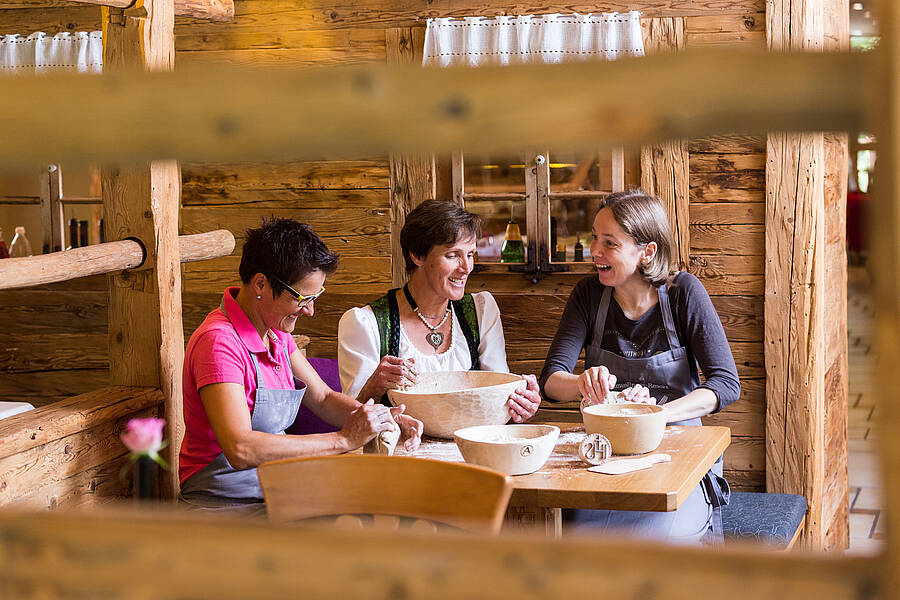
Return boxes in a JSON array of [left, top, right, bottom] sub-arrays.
[[285, 357, 341, 436], [722, 492, 807, 548]]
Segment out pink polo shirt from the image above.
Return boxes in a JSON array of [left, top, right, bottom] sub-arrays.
[[179, 287, 299, 485]]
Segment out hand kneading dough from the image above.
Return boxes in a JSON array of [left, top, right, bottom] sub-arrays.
[[364, 426, 401, 456]]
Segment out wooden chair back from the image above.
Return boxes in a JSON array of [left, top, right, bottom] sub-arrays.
[[258, 455, 513, 534]]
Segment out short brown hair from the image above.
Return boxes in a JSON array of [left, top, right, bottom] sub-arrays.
[[598, 189, 675, 286], [239, 218, 338, 295], [400, 200, 482, 273]]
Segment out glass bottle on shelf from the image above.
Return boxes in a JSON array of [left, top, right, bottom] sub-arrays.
[[574, 236, 584, 262], [9, 226, 33, 257], [79, 220, 89, 247], [98, 218, 105, 244], [0, 228, 9, 259], [500, 205, 525, 264]]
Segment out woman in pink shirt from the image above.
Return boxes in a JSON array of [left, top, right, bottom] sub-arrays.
[[179, 218, 423, 512]]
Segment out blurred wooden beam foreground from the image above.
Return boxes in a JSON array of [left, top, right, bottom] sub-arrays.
[[0, 507, 882, 599], [0, 50, 868, 170], [68, 0, 235, 21]]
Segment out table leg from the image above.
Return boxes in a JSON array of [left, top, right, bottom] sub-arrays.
[[504, 506, 563, 538]]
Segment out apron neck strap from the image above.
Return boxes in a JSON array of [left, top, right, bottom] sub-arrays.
[[592, 285, 614, 343], [593, 284, 681, 351], [220, 296, 267, 389], [657, 284, 681, 350]]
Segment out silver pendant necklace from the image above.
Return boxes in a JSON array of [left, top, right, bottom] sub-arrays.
[[403, 284, 450, 350]]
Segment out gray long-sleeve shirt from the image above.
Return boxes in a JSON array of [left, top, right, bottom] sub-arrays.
[[539, 272, 741, 412]]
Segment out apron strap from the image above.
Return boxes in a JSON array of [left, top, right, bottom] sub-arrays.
[[591, 286, 614, 347], [699, 470, 731, 545], [220, 295, 267, 390], [657, 284, 682, 351]]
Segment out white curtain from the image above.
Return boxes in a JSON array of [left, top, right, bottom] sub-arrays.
[[0, 31, 103, 75], [423, 12, 644, 67]]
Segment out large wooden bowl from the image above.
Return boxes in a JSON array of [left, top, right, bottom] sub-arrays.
[[387, 371, 525, 439], [454, 424, 560, 475], [581, 403, 666, 455]]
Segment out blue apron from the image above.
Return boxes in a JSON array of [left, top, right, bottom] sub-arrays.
[[567, 284, 730, 543], [180, 302, 305, 514]]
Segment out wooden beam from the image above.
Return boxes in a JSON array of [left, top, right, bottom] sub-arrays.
[[102, 0, 183, 500], [386, 26, 433, 287], [764, 0, 836, 551], [0, 50, 866, 170], [872, 0, 900, 594], [0, 230, 234, 291], [640, 17, 691, 270], [0, 506, 883, 598], [0, 386, 162, 460], [65, 0, 234, 21]]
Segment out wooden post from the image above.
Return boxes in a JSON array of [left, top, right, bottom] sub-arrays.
[[386, 27, 434, 287], [640, 17, 691, 270], [765, 0, 848, 551], [39, 164, 64, 254], [873, 0, 900, 591], [821, 0, 851, 552], [451, 152, 465, 206], [102, 0, 183, 500], [611, 147, 626, 193]]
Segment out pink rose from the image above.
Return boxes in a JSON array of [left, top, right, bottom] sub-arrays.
[[120, 418, 165, 454]]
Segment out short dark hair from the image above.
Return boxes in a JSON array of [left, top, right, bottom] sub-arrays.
[[598, 189, 675, 286], [239, 218, 339, 294], [400, 200, 482, 273]]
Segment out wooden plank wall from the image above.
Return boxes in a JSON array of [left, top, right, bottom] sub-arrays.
[[0, 1, 770, 497]]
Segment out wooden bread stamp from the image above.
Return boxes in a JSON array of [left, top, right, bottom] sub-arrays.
[[578, 433, 612, 465]]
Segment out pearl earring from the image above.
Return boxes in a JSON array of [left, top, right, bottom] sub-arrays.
[[256, 295, 262, 300]]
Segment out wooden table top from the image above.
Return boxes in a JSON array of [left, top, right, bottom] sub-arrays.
[[411, 423, 731, 512]]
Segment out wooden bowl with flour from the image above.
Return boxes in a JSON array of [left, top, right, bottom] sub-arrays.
[[387, 370, 525, 439]]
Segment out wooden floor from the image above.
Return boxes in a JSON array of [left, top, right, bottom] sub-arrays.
[[846, 265, 886, 555]]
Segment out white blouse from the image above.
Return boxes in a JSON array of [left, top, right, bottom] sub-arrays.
[[337, 291, 509, 400]]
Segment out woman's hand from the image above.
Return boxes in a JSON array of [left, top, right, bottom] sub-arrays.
[[577, 366, 617, 407], [619, 384, 653, 404], [359, 356, 418, 401], [339, 400, 397, 449], [507, 374, 541, 423], [389, 404, 424, 452]]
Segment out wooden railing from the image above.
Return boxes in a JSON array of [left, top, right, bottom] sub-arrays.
[[0, 229, 234, 290]]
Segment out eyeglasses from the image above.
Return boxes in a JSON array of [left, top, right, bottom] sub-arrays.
[[268, 274, 325, 308]]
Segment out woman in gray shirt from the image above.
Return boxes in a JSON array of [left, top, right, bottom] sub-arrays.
[[540, 189, 740, 543]]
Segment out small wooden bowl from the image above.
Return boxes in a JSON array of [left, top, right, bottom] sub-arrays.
[[453, 424, 560, 475], [387, 371, 526, 439], [581, 403, 666, 455]]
